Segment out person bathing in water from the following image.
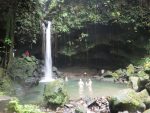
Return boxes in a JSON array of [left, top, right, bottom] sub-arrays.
[[78, 78, 92, 87], [86, 79, 92, 87], [78, 79, 84, 87]]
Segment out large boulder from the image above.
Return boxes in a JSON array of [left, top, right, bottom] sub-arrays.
[[129, 71, 149, 92], [7, 56, 42, 87], [43, 79, 69, 108], [110, 89, 149, 113]]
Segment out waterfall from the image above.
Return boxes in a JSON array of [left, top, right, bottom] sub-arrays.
[[40, 21, 53, 82]]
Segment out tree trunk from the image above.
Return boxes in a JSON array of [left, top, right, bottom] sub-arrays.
[[5, 1, 17, 69]]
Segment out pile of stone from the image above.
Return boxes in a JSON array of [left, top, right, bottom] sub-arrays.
[[87, 97, 110, 113], [55, 97, 110, 113]]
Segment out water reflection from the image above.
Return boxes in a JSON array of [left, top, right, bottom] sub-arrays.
[[87, 79, 93, 97], [78, 79, 93, 97], [78, 79, 84, 98], [87, 84, 93, 97], [65, 76, 68, 82]]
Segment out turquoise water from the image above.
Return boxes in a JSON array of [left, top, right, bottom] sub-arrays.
[[16, 78, 127, 104], [65, 78, 127, 99]]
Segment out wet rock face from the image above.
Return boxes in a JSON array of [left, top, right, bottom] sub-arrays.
[[52, 66, 63, 78], [110, 89, 150, 113]]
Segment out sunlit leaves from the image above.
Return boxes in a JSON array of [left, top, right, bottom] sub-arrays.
[[46, 0, 149, 35]]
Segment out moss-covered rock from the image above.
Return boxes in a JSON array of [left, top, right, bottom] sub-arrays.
[[43, 79, 69, 108], [7, 56, 41, 87], [7, 57, 37, 80], [110, 89, 149, 112]]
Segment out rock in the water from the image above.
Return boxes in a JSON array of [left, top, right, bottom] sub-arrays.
[[52, 66, 58, 72], [110, 89, 149, 112], [52, 66, 63, 78], [43, 79, 69, 108], [129, 77, 139, 91]]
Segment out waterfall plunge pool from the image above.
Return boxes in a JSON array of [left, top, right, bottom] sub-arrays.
[[15, 78, 127, 104]]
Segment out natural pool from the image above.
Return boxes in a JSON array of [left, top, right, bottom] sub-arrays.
[[15, 78, 127, 104], [65, 78, 127, 99]]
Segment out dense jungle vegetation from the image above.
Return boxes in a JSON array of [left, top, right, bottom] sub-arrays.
[[0, 0, 150, 68], [0, 0, 150, 113], [0, 0, 150, 92]]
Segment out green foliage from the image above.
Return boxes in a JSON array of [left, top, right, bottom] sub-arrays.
[[59, 32, 95, 56], [41, 0, 150, 64], [43, 79, 69, 107], [0, 76, 13, 93], [0, 68, 13, 94], [15, 0, 43, 44], [60, 46, 77, 57], [8, 98, 44, 113], [0, 91, 4, 96], [46, 0, 150, 33], [24, 56, 37, 62]]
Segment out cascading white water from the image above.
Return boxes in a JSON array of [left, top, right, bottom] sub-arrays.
[[40, 21, 53, 82]]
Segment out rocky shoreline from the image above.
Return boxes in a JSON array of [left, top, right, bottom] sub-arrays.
[[41, 97, 110, 113]]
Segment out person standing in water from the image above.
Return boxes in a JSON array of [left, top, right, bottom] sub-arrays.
[[78, 79, 84, 87], [78, 79, 84, 98]]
